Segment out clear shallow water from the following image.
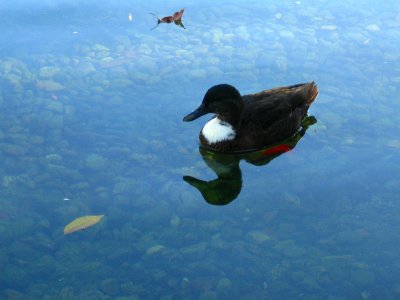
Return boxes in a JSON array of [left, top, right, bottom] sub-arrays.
[[1, 0, 400, 299]]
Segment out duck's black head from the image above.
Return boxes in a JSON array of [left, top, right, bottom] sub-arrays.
[[183, 84, 243, 124]]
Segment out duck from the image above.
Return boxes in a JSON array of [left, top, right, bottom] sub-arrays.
[[183, 82, 318, 153]]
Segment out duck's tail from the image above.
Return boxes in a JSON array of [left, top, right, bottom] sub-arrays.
[[306, 81, 318, 106]]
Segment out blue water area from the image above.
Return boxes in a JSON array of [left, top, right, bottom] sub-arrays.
[[1, 0, 400, 298]]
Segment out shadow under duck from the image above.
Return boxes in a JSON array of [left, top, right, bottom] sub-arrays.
[[183, 82, 318, 153]]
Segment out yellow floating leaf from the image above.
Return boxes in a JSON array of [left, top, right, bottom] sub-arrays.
[[64, 215, 104, 235]]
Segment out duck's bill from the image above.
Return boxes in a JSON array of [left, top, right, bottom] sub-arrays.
[[183, 104, 206, 122]]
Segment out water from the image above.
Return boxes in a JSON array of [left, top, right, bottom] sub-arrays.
[[1, 0, 400, 298]]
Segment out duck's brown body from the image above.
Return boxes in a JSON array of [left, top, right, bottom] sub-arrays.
[[184, 82, 318, 153]]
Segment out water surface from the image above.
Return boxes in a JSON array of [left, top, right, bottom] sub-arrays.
[[1, 0, 400, 299]]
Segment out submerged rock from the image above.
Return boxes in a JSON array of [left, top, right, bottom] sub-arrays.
[[36, 80, 64, 91], [46, 101, 64, 113], [39, 66, 60, 78], [146, 245, 165, 255], [248, 231, 271, 243], [387, 140, 400, 148], [100, 278, 120, 296], [279, 30, 295, 39], [216, 277, 232, 292], [365, 24, 380, 31], [170, 215, 181, 227], [190, 69, 207, 78], [3, 289, 28, 300], [320, 25, 337, 31], [85, 153, 108, 170], [93, 43, 110, 52], [77, 62, 96, 75]]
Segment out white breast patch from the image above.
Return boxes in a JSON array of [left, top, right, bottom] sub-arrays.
[[202, 117, 236, 144]]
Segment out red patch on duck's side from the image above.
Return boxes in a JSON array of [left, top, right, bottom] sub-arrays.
[[261, 144, 292, 156]]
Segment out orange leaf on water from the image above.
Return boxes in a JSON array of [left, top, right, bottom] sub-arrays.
[[63, 215, 104, 235]]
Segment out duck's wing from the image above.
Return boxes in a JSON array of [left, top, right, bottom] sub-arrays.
[[241, 82, 318, 128]]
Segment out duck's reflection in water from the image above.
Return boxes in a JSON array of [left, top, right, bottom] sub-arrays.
[[183, 116, 316, 205]]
